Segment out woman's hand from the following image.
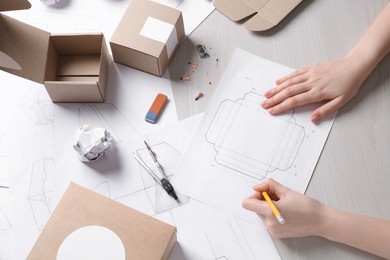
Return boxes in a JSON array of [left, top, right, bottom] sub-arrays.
[[261, 58, 366, 123], [242, 178, 327, 238]]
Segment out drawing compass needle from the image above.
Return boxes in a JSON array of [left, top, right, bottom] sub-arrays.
[[132, 152, 161, 183], [132, 152, 178, 201], [144, 141, 168, 179]]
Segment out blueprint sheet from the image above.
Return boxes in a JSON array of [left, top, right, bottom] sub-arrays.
[[173, 48, 335, 222]]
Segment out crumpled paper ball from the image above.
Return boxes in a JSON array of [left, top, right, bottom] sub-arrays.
[[73, 125, 114, 162]]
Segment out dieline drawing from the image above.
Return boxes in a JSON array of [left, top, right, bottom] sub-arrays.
[[18, 87, 54, 126], [78, 103, 140, 142], [206, 92, 306, 180], [135, 142, 189, 214], [28, 158, 56, 231]]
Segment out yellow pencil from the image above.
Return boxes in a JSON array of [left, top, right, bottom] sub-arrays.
[[262, 191, 285, 224]]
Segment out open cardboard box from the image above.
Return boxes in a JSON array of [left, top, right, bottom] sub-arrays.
[[214, 0, 302, 31], [0, 0, 109, 102], [110, 0, 185, 77], [28, 182, 177, 260]]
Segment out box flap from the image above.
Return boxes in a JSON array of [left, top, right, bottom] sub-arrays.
[[213, 0, 302, 31], [0, 0, 31, 12], [0, 14, 51, 83], [213, 0, 267, 21]]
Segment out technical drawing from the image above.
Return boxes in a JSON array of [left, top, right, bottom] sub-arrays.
[[167, 199, 273, 260], [206, 92, 306, 180], [92, 181, 111, 198], [28, 158, 56, 231], [204, 216, 256, 260], [91, 142, 191, 215], [78, 103, 140, 142], [18, 86, 54, 126], [136, 142, 189, 214], [0, 206, 12, 236]]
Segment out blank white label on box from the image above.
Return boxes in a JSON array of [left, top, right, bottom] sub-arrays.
[[139, 16, 178, 58]]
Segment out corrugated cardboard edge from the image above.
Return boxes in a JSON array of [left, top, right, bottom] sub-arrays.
[[27, 182, 177, 260], [97, 34, 109, 101]]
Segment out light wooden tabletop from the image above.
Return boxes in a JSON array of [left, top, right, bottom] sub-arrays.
[[169, 1, 390, 259]]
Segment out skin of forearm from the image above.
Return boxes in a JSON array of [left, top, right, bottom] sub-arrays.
[[318, 205, 390, 259], [346, 3, 390, 78]]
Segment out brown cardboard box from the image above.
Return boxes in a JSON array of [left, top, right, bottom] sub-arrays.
[[213, 0, 302, 31], [27, 182, 177, 260], [110, 0, 185, 77], [0, 0, 109, 102]]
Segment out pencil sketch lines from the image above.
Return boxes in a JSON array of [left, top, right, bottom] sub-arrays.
[[206, 92, 306, 180], [18, 87, 54, 126], [92, 181, 111, 198], [0, 206, 12, 236], [28, 158, 56, 231], [136, 142, 189, 214], [204, 216, 259, 260], [78, 103, 140, 142]]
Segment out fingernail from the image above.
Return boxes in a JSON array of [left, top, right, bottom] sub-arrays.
[[311, 115, 318, 123], [264, 91, 270, 97], [261, 100, 267, 107], [268, 108, 274, 114]]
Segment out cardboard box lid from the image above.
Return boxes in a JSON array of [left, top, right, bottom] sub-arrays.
[[0, 0, 31, 12], [27, 182, 177, 259], [0, 13, 51, 83], [213, 0, 302, 31]]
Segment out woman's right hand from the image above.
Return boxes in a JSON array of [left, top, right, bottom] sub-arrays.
[[242, 178, 328, 238]]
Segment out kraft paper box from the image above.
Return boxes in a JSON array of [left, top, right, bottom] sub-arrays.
[[0, 0, 109, 103], [214, 0, 302, 31], [110, 0, 185, 77], [28, 182, 177, 260]]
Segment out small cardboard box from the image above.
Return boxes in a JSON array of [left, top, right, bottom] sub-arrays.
[[0, 0, 109, 103], [27, 182, 177, 260], [213, 0, 302, 31], [110, 0, 185, 77]]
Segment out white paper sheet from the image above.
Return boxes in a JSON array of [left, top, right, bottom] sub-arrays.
[[172, 48, 335, 221], [10, 114, 280, 259], [0, 196, 14, 260], [152, 0, 215, 35]]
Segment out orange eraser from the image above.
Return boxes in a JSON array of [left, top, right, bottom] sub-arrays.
[[145, 93, 168, 124]]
